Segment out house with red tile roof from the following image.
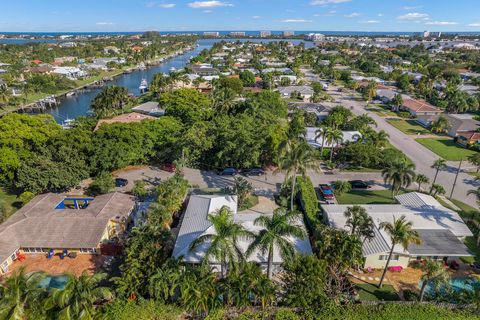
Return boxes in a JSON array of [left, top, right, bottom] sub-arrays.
[[398, 98, 443, 126]]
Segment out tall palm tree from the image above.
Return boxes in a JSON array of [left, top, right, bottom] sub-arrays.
[[431, 184, 446, 197], [246, 208, 307, 278], [430, 159, 446, 195], [44, 272, 112, 319], [415, 174, 430, 192], [189, 206, 252, 278], [344, 206, 373, 237], [314, 125, 328, 157], [419, 260, 449, 302], [378, 215, 421, 287], [0, 268, 46, 320], [276, 141, 320, 211], [382, 160, 416, 198], [325, 128, 343, 162]]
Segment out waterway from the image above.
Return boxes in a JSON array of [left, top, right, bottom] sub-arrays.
[[45, 38, 314, 123]]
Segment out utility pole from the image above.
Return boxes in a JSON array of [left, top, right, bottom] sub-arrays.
[[450, 159, 463, 200]]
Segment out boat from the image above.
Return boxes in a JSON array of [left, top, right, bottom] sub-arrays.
[[139, 62, 146, 70], [61, 118, 75, 130], [169, 67, 176, 72], [139, 78, 148, 92]]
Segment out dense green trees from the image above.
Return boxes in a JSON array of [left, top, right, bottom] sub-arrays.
[[161, 88, 213, 124], [91, 86, 130, 118]]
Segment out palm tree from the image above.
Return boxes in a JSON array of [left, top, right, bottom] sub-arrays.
[[431, 184, 446, 197], [44, 272, 112, 319], [431, 115, 449, 134], [366, 130, 389, 149], [189, 206, 252, 278], [415, 174, 430, 192], [315, 125, 328, 157], [344, 206, 372, 236], [0, 86, 11, 108], [419, 260, 449, 302], [468, 153, 480, 173], [325, 128, 343, 161], [0, 268, 46, 320], [378, 215, 421, 287], [276, 141, 320, 211], [382, 160, 416, 197], [224, 176, 254, 209], [430, 159, 446, 195], [246, 208, 307, 278]]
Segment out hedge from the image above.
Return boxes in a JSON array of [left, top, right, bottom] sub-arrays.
[[296, 176, 320, 233]]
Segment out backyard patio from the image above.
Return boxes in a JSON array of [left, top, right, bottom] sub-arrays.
[[4, 253, 107, 277]]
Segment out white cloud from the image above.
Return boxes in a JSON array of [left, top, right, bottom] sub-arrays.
[[188, 1, 232, 8], [425, 21, 458, 26], [468, 23, 480, 27], [158, 3, 175, 8], [252, 15, 262, 19], [397, 12, 429, 21], [403, 6, 423, 10], [203, 10, 213, 13], [315, 10, 337, 17], [279, 19, 313, 23], [377, 13, 383, 17], [360, 20, 380, 24], [310, 0, 351, 5], [96, 22, 114, 25], [344, 12, 360, 18]]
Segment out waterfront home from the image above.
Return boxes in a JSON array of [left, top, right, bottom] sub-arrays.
[[190, 63, 217, 76], [306, 127, 362, 148], [0, 193, 135, 274], [131, 101, 165, 117], [172, 195, 312, 274], [322, 192, 473, 269], [94, 112, 156, 131], [52, 66, 87, 80]]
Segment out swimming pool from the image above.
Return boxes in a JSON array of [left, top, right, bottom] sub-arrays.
[[421, 277, 480, 294], [39, 275, 68, 290]]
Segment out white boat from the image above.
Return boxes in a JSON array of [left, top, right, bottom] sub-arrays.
[[139, 62, 146, 70], [62, 118, 75, 130], [169, 67, 176, 72], [139, 78, 148, 92]]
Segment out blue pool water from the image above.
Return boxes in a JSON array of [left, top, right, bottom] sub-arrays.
[[39, 275, 68, 290], [421, 277, 480, 294]]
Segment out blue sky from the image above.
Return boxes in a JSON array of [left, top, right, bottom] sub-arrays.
[[1, 0, 480, 32]]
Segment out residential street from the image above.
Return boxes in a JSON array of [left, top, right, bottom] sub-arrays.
[[324, 85, 480, 207]]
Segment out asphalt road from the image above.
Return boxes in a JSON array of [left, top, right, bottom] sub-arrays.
[[324, 85, 480, 207]]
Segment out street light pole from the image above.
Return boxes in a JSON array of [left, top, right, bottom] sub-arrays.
[[450, 159, 463, 200]]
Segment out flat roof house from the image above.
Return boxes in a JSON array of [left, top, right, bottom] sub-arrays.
[[131, 101, 165, 117], [0, 193, 135, 274], [322, 192, 473, 269], [306, 127, 362, 148], [172, 195, 312, 274]]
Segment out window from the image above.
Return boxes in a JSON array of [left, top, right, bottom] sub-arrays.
[[392, 255, 400, 261], [11, 253, 16, 260], [416, 256, 422, 260], [23, 248, 30, 253]]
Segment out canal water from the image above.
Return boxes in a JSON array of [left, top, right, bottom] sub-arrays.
[[45, 39, 313, 123]]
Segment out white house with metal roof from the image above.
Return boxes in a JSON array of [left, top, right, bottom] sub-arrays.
[[322, 192, 473, 269], [172, 194, 312, 274]]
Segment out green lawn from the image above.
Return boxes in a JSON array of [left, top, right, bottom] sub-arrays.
[[387, 119, 431, 135], [355, 283, 400, 301], [336, 190, 400, 205], [365, 105, 396, 117], [415, 138, 478, 161], [0, 188, 20, 220]]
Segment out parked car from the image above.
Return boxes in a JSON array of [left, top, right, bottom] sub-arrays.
[[161, 163, 176, 172], [242, 168, 265, 176], [115, 178, 128, 187], [319, 184, 335, 201], [219, 168, 238, 176], [349, 180, 371, 189]]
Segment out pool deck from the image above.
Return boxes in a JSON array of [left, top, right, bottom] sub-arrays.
[[4, 253, 106, 277]]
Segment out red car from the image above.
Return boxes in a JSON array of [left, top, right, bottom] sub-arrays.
[[161, 163, 176, 172]]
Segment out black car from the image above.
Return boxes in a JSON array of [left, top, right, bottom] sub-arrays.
[[243, 168, 265, 176], [348, 180, 371, 189], [115, 178, 129, 187], [219, 168, 238, 176]]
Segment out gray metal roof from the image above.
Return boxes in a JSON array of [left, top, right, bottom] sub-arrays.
[[408, 229, 473, 257], [362, 226, 390, 256]]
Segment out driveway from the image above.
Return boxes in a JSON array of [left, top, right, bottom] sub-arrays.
[[323, 85, 479, 207]]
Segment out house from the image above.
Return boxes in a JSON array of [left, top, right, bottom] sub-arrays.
[[0, 193, 135, 274], [456, 131, 480, 148], [131, 101, 165, 117], [376, 88, 398, 103], [306, 127, 362, 148], [278, 86, 314, 102], [190, 63, 217, 76], [322, 192, 473, 269], [444, 114, 480, 137], [52, 67, 87, 80], [94, 112, 156, 131], [288, 102, 331, 121], [399, 98, 443, 126], [172, 195, 312, 274]]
